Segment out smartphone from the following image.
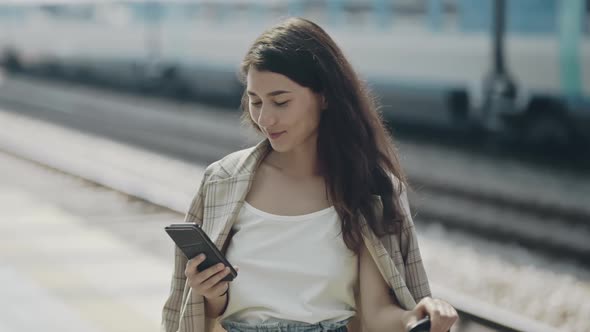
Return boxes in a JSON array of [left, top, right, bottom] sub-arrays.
[[165, 223, 237, 282], [408, 315, 431, 332]]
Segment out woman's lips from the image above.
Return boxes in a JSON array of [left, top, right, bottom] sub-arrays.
[[269, 131, 286, 139]]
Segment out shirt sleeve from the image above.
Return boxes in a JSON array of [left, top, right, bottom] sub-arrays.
[[161, 167, 211, 332], [398, 185, 432, 303]]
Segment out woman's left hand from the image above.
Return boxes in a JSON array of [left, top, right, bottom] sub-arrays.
[[403, 297, 458, 332]]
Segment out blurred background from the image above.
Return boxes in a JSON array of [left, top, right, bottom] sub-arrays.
[[0, 0, 588, 331]]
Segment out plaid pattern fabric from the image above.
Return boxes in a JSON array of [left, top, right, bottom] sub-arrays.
[[161, 139, 431, 332]]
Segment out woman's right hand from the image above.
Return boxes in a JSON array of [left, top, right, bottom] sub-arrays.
[[403, 297, 457, 332], [185, 254, 238, 300]]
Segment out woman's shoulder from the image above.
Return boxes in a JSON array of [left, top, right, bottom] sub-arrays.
[[203, 144, 261, 182]]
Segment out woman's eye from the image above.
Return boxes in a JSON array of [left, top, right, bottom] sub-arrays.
[[250, 101, 289, 108]]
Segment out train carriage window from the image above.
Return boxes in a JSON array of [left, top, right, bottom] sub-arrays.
[[95, 3, 132, 26], [129, 2, 164, 24], [0, 5, 26, 21], [39, 4, 94, 22], [458, 0, 558, 35], [160, 3, 200, 22]]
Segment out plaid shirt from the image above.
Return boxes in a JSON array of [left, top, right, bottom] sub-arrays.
[[161, 139, 431, 332]]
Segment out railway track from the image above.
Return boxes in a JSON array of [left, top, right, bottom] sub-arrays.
[[410, 178, 590, 266]]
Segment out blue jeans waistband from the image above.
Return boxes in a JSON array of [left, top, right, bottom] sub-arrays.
[[220, 317, 351, 332]]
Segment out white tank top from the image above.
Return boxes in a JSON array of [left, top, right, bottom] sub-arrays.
[[219, 201, 358, 325]]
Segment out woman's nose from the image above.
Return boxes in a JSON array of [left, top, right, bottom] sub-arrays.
[[257, 107, 276, 128]]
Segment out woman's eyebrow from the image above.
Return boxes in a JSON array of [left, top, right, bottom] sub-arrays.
[[247, 90, 292, 97]]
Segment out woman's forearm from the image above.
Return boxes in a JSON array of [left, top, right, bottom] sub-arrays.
[[204, 293, 229, 318], [370, 304, 411, 332]]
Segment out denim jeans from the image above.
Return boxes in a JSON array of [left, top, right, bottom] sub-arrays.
[[220, 317, 351, 332]]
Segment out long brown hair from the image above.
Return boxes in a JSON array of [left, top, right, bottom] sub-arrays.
[[239, 17, 409, 254]]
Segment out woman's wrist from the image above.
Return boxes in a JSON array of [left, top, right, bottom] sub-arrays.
[[204, 291, 229, 318], [220, 290, 229, 314]]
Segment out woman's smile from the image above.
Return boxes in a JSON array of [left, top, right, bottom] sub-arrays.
[[269, 131, 286, 139]]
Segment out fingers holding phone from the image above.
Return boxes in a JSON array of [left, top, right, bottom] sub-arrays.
[[185, 254, 239, 299], [165, 223, 238, 298]]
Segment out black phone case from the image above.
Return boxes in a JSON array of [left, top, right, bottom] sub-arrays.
[[164, 224, 237, 282], [408, 316, 431, 332]]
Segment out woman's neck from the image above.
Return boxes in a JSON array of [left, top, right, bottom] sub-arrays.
[[265, 144, 321, 179]]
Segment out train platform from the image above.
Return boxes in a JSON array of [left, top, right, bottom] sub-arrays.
[[0, 150, 181, 331], [0, 108, 206, 331]]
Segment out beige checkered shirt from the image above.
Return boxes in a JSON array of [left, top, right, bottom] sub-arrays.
[[161, 139, 431, 332]]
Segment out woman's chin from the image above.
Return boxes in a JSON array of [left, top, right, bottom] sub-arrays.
[[269, 144, 287, 153], [268, 140, 291, 153]]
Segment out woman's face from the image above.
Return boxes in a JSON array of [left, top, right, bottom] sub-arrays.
[[246, 67, 325, 153]]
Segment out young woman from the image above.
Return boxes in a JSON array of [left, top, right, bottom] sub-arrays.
[[162, 17, 458, 332]]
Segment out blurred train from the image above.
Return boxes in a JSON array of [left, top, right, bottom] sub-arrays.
[[0, 0, 589, 147]]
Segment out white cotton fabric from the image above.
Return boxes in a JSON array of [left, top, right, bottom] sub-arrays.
[[220, 202, 358, 325]]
